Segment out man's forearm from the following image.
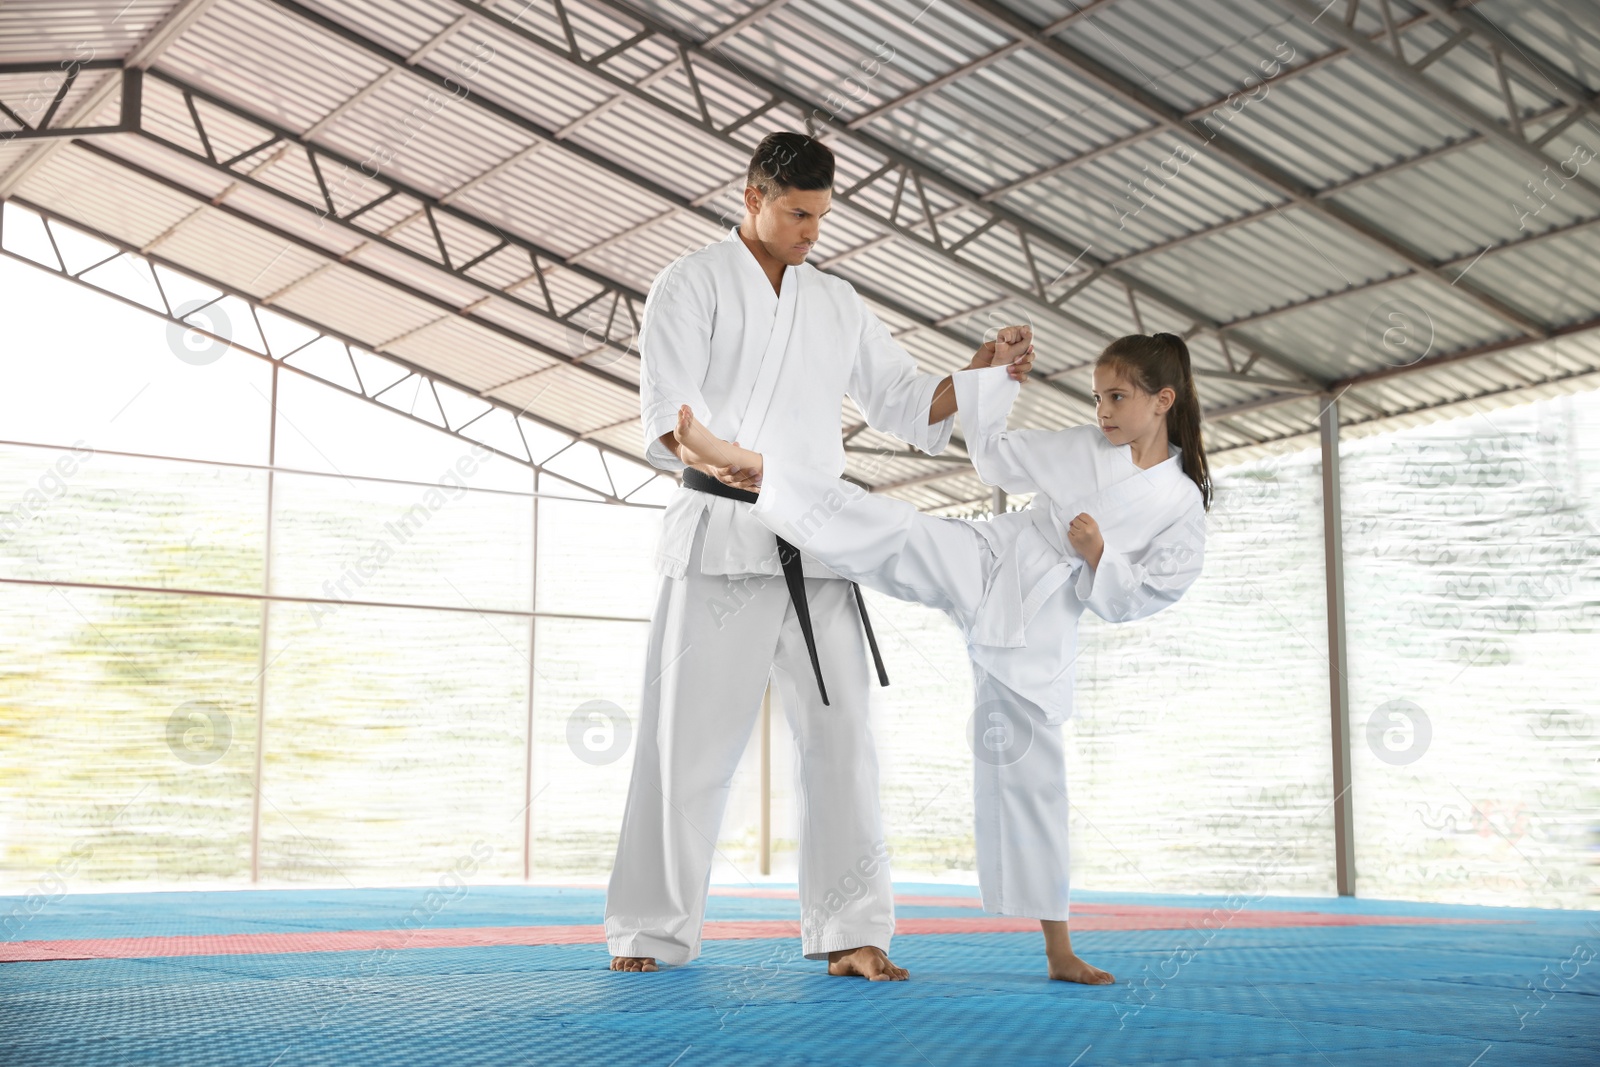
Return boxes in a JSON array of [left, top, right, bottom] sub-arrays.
[[928, 373, 958, 425], [929, 334, 1036, 424]]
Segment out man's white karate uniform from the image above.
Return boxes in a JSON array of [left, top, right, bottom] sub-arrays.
[[604, 227, 955, 963], [749, 365, 1207, 920]]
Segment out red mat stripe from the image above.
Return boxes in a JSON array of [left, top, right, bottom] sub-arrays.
[[0, 905, 1513, 962]]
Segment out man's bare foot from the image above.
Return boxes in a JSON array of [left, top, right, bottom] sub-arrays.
[[609, 955, 658, 972], [827, 945, 909, 981], [674, 404, 763, 485], [1041, 919, 1113, 985]]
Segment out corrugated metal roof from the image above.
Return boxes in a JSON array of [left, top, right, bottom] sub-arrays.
[[0, 1, 176, 61], [1, 0, 1596, 508]]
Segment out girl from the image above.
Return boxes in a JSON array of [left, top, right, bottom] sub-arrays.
[[672, 332, 1211, 985]]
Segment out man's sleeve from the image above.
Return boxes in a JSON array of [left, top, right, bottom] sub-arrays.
[[638, 259, 714, 472], [845, 301, 956, 457]]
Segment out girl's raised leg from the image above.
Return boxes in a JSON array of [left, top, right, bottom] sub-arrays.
[[676, 406, 992, 624]]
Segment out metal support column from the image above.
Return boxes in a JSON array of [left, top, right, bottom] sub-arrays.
[[759, 684, 772, 876], [1319, 394, 1355, 896], [249, 360, 279, 882], [524, 471, 540, 881]]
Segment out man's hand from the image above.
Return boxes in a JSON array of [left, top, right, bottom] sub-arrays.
[[659, 429, 760, 491], [1067, 512, 1104, 569], [930, 324, 1039, 425]]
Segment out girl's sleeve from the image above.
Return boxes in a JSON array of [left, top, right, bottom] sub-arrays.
[[1075, 502, 1207, 623], [950, 366, 1058, 495]]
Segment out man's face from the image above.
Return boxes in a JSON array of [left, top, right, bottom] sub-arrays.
[[745, 185, 832, 265]]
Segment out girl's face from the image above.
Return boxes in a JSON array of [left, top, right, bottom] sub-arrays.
[[1092, 363, 1174, 446]]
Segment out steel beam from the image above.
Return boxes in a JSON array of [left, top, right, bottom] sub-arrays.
[[75, 125, 646, 409], [861, 0, 1128, 136], [0, 58, 127, 140], [949, 0, 1549, 339], [21, 94, 1002, 477], [133, 67, 648, 377], [980, 7, 1441, 202], [245, 4, 1096, 415], [1193, 369, 1320, 392], [1, 197, 658, 505], [0, 60, 122, 75], [1205, 308, 1600, 421], [856, 0, 1125, 117], [1104, 99, 1572, 272], [883, 310, 1600, 492], [407, 0, 1326, 388], [0, 573, 653, 624], [1411, 0, 1600, 132], [1217, 212, 1600, 330], [706, 1, 797, 48], [847, 41, 1028, 130], [0, 0, 223, 196], [1334, 311, 1600, 390], [14, 0, 1577, 475], [1280, 0, 1600, 207], [258, 3, 1038, 366]]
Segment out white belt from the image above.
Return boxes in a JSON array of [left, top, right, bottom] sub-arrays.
[[968, 517, 1084, 648]]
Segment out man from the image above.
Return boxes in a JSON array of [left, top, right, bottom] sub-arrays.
[[604, 131, 1035, 980]]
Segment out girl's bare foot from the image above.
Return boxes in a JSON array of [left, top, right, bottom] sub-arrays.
[[609, 955, 658, 972], [827, 945, 909, 981], [674, 404, 763, 485], [1047, 951, 1115, 985], [1041, 919, 1114, 985]]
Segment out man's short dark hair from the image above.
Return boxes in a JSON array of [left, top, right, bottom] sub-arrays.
[[747, 132, 834, 200]]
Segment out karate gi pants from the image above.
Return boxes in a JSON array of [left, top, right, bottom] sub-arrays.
[[750, 460, 1073, 921], [604, 509, 895, 963]]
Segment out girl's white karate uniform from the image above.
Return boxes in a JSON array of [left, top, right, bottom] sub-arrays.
[[750, 365, 1207, 920], [605, 228, 956, 963]]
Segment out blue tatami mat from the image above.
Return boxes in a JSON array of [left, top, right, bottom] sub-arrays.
[[2, 884, 1596, 1066]]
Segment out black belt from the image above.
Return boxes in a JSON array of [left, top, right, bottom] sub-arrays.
[[682, 466, 888, 706]]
